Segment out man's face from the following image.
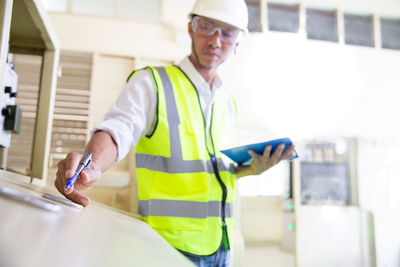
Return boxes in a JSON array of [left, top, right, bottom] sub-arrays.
[[189, 16, 242, 70]]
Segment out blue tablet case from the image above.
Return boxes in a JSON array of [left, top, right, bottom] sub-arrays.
[[221, 138, 298, 165]]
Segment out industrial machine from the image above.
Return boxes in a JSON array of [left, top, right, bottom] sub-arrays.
[[0, 0, 59, 182], [293, 138, 372, 267], [0, 53, 21, 169], [281, 160, 295, 252]]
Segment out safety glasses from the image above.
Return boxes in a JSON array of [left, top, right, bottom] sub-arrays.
[[191, 16, 242, 44]]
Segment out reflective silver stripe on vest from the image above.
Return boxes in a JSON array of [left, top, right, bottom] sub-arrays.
[[136, 153, 235, 174], [137, 67, 235, 174], [139, 199, 233, 218], [155, 67, 182, 159]]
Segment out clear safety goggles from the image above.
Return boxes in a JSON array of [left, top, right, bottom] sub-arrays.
[[191, 16, 243, 44]]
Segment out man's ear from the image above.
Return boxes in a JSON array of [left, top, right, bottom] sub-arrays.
[[188, 22, 192, 35]]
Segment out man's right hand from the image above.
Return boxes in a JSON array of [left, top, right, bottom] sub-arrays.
[[54, 152, 101, 207]]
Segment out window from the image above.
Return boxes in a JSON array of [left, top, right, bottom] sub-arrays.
[[42, 0, 68, 12], [307, 8, 338, 42], [71, 0, 115, 17], [268, 3, 300, 33], [245, 0, 262, 33], [120, 0, 161, 22], [380, 17, 400, 50], [301, 162, 350, 205], [49, 51, 93, 168], [344, 14, 374, 47]]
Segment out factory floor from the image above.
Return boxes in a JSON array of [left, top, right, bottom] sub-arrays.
[[241, 244, 295, 267]]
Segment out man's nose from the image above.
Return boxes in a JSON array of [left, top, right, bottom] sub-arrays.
[[208, 29, 222, 47]]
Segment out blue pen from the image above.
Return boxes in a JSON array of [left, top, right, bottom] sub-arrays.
[[65, 152, 92, 190]]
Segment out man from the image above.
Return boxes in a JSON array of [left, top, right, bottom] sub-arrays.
[[54, 0, 295, 266]]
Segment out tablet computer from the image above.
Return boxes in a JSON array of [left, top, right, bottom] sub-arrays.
[[221, 137, 298, 165]]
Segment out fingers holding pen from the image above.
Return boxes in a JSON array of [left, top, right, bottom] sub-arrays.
[[56, 177, 89, 207], [65, 189, 90, 207], [65, 152, 82, 180], [63, 152, 82, 193], [54, 151, 100, 207]]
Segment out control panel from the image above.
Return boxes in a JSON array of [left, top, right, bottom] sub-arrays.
[[0, 61, 21, 148]]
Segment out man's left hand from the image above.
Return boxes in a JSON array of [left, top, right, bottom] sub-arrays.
[[247, 143, 296, 176]]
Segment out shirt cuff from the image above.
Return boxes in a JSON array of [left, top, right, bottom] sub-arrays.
[[91, 120, 134, 162]]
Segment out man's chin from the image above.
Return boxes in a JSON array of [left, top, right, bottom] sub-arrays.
[[199, 60, 220, 69]]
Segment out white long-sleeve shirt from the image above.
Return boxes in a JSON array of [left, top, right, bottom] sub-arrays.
[[93, 56, 234, 162]]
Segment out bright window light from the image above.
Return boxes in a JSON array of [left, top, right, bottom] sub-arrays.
[[120, 0, 161, 22], [71, 0, 115, 17], [238, 161, 287, 197], [42, 0, 68, 12]]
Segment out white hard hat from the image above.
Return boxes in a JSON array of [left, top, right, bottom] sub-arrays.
[[188, 0, 249, 33]]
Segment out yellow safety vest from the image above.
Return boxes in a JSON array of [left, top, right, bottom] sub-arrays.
[[132, 65, 237, 256]]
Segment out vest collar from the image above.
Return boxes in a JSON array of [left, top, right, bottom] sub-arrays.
[[177, 57, 223, 93]]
